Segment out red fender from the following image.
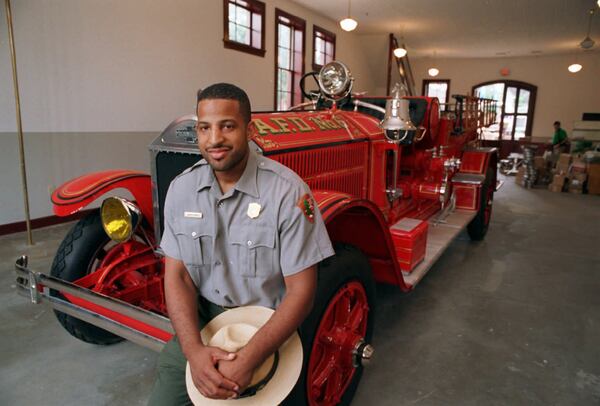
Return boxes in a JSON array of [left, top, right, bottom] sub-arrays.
[[51, 170, 153, 228], [313, 190, 409, 291]]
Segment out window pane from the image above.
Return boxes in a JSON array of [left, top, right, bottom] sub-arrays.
[[315, 37, 324, 53], [236, 26, 250, 45], [294, 71, 303, 103], [278, 48, 290, 69], [502, 115, 514, 140], [252, 29, 261, 48], [315, 52, 324, 66], [325, 41, 334, 57], [518, 89, 530, 113], [515, 116, 528, 139], [426, 82, 448, 103], [279, 24, 291, 49], [505, 87, 517, 114], [228, 3, 236, 22], [294, 51, 302, 74], [475, 83, 504, 104], [236, 6, 250, 28], [229, 22, 236, 40], [277, 91, 291, 111], [294, 30, 303, 55], [252, 12, 261, 31], [278, 69, 292, 92]]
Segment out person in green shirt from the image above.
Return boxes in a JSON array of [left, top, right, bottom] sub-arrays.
[[551, 121, 569, 153]]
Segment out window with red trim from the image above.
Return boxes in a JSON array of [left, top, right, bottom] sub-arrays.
[[275, 9, 305, 111], [312, 25, 335, 71], [223, 0, 265, 57]]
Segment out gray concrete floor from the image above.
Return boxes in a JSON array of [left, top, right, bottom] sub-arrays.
[[1, 176, 599, 405]]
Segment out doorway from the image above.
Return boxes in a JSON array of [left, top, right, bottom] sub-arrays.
[[472, 81, 537, 158]]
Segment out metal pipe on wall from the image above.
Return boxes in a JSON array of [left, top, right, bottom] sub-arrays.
[[4, 0, 33, 245]]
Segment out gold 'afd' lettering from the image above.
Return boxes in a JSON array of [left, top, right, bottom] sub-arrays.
[[252, 116, 344, 135], [308, 117, 342, 130], [252, 119, 284, 135], [270, 117, 291, 133], [288, 117, 312, 132]]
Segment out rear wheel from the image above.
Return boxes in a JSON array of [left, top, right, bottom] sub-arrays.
[[50, 210, 123, 345], [467, 167, 495, 241], [284, 244, 376, 406]]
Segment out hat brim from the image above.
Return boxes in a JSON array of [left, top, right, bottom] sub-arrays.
[[185, 306, 303, 405]]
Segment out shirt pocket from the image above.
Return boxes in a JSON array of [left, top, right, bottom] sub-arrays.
[[174, 219, 213, 271], [230, 224, 276, 278]]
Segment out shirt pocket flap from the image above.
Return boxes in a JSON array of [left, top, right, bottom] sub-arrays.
[[175, 218, 209, 240], [230, 225, 275, 249]]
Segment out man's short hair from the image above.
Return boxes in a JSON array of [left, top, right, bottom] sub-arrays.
[[196, 83, 251, 124], [554, 121, 561, 126]]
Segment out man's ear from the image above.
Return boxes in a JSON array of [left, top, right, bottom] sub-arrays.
[[246, 120, 255, 141]]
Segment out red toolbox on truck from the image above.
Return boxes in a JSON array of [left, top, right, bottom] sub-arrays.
[[390, 218, 428, 273]]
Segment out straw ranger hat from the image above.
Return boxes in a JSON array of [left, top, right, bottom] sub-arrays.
[[185, 306, 303, 405]]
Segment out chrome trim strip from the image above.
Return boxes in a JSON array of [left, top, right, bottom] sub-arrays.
[[452, 173, 485, 185], [353, 99, 386, 114], [15, 257, 174, 335]]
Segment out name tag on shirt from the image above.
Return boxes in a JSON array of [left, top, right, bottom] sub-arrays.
[[184, 211, 203, 219]]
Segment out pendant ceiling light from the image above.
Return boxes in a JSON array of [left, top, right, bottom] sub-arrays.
[[393, 47, 407, 58], [580, 9, 596, 50], [428, 51, 439, 77], [340, 0, 358, 32], [568, 63, 583, 73], [428, 68, 440, 77]]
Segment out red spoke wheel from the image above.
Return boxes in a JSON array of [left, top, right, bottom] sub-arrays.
[[283, 244, 376, 406], [467, 165, 495, 241]]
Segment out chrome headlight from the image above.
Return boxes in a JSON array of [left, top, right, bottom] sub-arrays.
[[318, 61, 353, 99], [100, 197, 141, 242]]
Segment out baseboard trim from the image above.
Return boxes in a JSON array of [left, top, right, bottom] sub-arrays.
[[0, 209, 94, 236]]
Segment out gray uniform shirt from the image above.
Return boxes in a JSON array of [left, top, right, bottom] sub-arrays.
[[160, 150, 334, 309]]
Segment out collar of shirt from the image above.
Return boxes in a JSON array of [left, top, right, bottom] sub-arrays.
[[195, 149, 260, 198]]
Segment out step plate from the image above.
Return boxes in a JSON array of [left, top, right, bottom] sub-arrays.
[[402, 209, 477, 288]]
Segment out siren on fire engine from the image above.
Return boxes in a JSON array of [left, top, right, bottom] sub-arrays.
[[380, 83, 416, 143]]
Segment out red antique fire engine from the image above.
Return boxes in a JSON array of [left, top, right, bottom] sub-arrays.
[[15, 61, 498, 405]]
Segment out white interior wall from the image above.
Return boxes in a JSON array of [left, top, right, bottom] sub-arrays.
[[0, 0, 378, 225]]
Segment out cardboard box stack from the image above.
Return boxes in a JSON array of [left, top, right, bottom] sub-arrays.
[[548, 153, 570, 192], [555, 153, 571, 175], [588, 163, 600, 195], [548, 173, 566, 192], [567, 157, 587, 194]]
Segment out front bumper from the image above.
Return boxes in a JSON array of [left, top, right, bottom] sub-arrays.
[[14, 256, 173, 352]]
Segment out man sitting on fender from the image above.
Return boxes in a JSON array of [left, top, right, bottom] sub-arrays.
[[148, 83, 334, 405]]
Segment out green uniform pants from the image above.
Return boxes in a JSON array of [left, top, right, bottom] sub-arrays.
[[148, 298, 226, 406]]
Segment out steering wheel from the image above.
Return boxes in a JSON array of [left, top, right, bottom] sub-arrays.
[[299, 71, 322, 101]]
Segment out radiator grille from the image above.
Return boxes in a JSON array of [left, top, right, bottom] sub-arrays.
[[269, 142, 369, 198]]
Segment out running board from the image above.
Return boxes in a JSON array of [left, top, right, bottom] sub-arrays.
[[402, 209, 477, 288]]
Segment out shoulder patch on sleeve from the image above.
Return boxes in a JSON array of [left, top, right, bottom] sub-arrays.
[[296, 193, 315, 223]]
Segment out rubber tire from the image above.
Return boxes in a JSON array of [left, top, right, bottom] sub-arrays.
[[50, 210, 123, 345], [283, 243, 377, 406], [467, 167, 494, 241]]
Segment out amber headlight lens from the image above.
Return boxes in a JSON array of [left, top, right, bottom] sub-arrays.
[[100, 197, 141, 242]]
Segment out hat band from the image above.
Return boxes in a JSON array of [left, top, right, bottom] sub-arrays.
[[237, 351, 280, 399]]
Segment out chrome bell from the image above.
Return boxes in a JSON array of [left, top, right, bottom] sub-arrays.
[[380, 83, 416, 143]]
